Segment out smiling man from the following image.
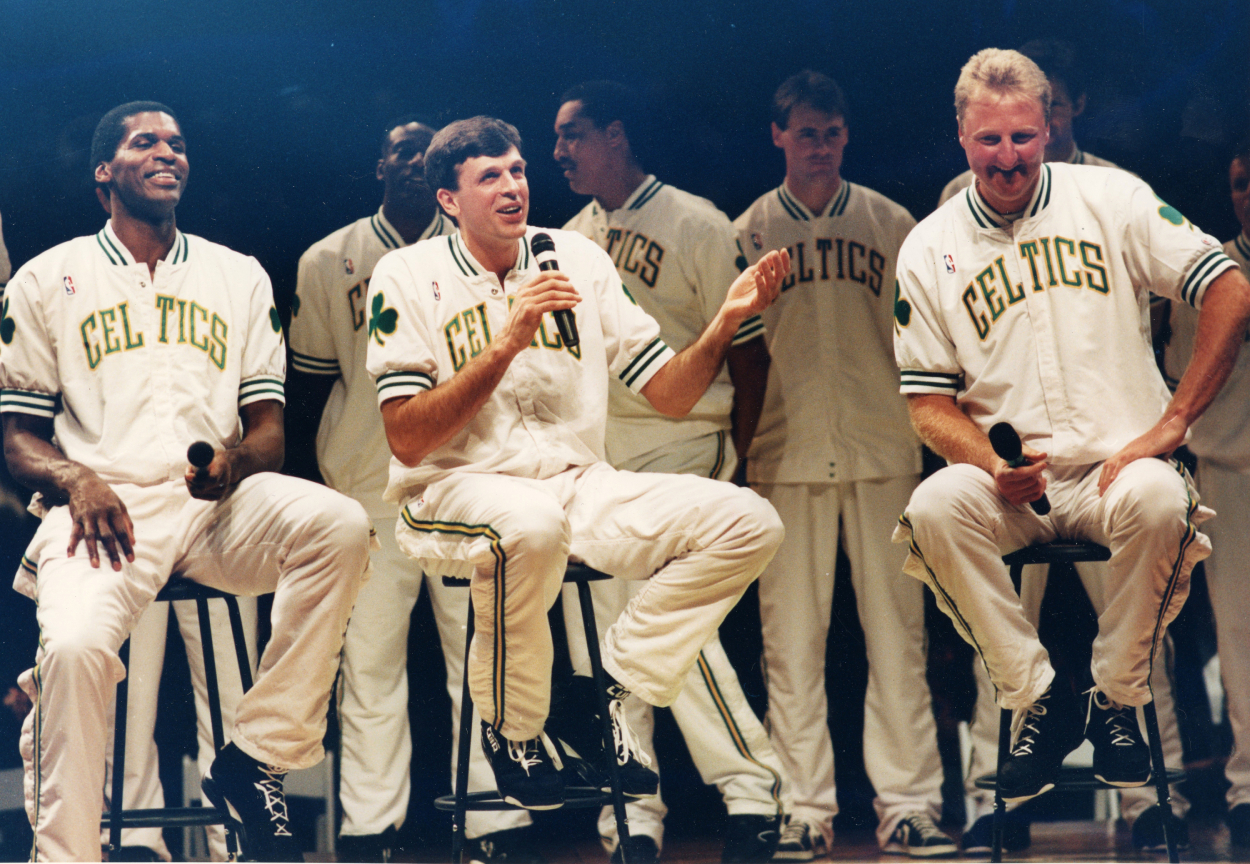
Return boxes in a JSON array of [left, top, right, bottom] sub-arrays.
[[892, 49, 1250, 809], [364, 115, 790, 817], [0, 101, 371, 861]]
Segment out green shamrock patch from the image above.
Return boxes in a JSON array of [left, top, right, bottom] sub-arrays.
[[1, 298, 14, 345], [269, 306, 282, 333], [369, 292, 398, 345]]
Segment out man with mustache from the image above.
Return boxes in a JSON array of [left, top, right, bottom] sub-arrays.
[[892, 47, 1250, 837]]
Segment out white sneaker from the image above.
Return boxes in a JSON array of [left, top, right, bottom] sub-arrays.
[[882, 812, 957, 858], [772, 819, 828, 861]]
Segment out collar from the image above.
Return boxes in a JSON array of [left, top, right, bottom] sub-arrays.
[[777, 179, 849, 221], [619, 175, 664, 212], [97, 220, 188, 267], [446, 230, 532, 279], [964, 164, 1053, 230], [373, 206, 448, 249]]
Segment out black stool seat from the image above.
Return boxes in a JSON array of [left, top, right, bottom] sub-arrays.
[[980, 541, 1184, 863], [439, 561, 634, 862], [104, 576, 253, 857]]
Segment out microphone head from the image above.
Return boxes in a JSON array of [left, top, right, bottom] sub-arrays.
[[530, 233, 555, 256], [187, 441, 215, 469], [988, 422, 1023, 462]]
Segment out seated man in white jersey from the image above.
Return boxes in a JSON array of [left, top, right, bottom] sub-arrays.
[[552, 80, 787, 864], [287, 117, 541, 863], [364, 116, 789, 818], [892, 48, 1250, 826], [734, 71, 956, 861], [0, 101, 372, 862], [1165, 139, 1250, 850], [937, 39, 1119, 207]]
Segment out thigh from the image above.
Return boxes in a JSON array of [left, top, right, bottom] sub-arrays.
[[754, 483, 841, 618], [567, 461, 770, 581]]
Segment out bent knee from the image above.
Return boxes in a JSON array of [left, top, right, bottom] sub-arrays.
[[500, 498, 570, 563], [1106, 461, 1193, 532], [906, 464, 994, 527]]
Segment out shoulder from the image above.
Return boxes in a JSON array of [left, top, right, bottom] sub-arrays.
[[939, 170, 975, 204], [733, 187, 784, 232], [562, 201, 598, 233], [299, 217, 366, 266], [1079, 151, 1122, 171], [545, 226, 611, 261], [845, 181, 915, 225], [183, 233, 262, 269]]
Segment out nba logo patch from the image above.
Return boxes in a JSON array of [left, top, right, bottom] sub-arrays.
[[432, 281, 441, 301], [63, 276, 76, 295], [344, 258, 355, 275], [751, 232, 763, 251], [944, 254, 956, 274]]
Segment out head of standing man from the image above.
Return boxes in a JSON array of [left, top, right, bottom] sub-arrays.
[[377, 118, 440, 245], [553, 80, 649, 212], [769, 71, 850, 216]]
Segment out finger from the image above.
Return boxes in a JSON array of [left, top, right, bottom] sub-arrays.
[[1098, 460, 1117, 497], [96, 517, 123, 571], [82, 520, 101, 569], [113, 511, 136, 563]]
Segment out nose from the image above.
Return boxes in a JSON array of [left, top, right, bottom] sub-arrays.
[[995, 141, 1018, 167], [553, 137, 566, 162], [151, 140, 177, 162]]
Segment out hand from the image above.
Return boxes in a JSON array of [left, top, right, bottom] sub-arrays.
[[992, 444, 1048, 507], [185, 450, 237, 501], [498, 270, 580, 354], [723, 249, 790, 322], [1097, 415, 1187, 496], [66, 469, 135, 570]]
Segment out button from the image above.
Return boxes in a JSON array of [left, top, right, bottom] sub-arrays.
[[491, 288, 499, 296], [140, 281, 147, 287]]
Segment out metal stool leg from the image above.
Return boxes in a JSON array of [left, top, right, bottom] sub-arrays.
[[108, 638, 132, 855], [223, 595, 253, 692], [992, 706, 1010, 863], [577, 580, 632, 863], [1142, 700, 1179, 863], [451, 598, 477, 864]]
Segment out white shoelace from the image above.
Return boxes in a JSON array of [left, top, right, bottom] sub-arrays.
[[1009, 692, 1051, 755], [902, 813, 948, 841], [609, 699, 653, 768], [778, 820, 810, 848], [507, 731, 563, 776], [1087, 688, 1139, 746], [253, 765, 293, 836]]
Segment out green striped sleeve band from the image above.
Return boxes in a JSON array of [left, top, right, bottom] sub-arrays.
[[899, 370, 961, 395], [731, 315, 765, 346], [290, 351, 340, 376], [376, 370, 434, 405], [619, 337, 674, 393], [1181, 250, 1236, 308], [0, 389, 58, 418], [239, 376, 285, 407], [19, 556, 36, 578]]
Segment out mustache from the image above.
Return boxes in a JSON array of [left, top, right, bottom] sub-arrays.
[[988, 164, 1027, 180]]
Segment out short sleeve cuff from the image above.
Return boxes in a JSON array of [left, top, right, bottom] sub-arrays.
[[239, 376, 285, 407], [618, 337, 676, 395], [290, 350, 341, 376], [732, 315, 765, 346], [375, 370, 434, 406], [1183, 250, 1238, 308], [0, 388, 58, 418], [898, 369, 962, 396]]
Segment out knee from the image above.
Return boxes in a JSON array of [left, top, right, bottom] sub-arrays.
[[299, 488, 372, 558], [906, 464, 990, 529], [500, 497, 570, 565], [741, 490, 785, 553], [41, 627, 119, 681], [1107, 462, 1192, 535]]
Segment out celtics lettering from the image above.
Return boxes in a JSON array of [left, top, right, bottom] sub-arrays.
[[780, 239, 887, 295], [79, 297, 230, 370], [443, 300, 581, 372]]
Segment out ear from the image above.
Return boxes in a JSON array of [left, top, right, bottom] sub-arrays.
[[605, 120, 627, 149], [94, 161, 112, 186], [376, 157, 386, 183], [1072, 93, 1087, 119], [956, 119, 967, 150], [436, 187, 460, 219], [771, 122, 785, 149]]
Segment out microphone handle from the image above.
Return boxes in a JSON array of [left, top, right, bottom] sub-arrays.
[[538, 259, 579, 347], [1005, 455, 1051, 515]]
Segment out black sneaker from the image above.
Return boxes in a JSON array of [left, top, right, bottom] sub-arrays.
[[1229, 803, 1250, 847], [200, 742, 303, 863], [882, 812, 957, 858], [997, 683, 1084, 804], [601, 682, 659, 797], [721, 814, 781, 862], [337, 826, 399, 863], [480, 721, 565, 810], [1131, 805, 1190, 852], [1084, 689, 1151, 787], [771, 819, 827, 860], [960, 813, 1031, 856], [468, 827, 546, 863], [609, 834, 660, 864]]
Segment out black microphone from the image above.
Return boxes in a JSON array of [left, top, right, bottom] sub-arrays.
[[529, 233, 579, 348], [187, 441, 215, 481], [988, 422, 1051, 515]]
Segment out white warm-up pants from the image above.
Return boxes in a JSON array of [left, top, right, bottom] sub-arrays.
[[561, 433, 788, 850], [1196, 458, 1250, 808], [395, 461, 784, 742], [338, 516, 530, 842], [894, 458, 1209, 713], [756, 475, 944, 849], [103, 596, 258, 861], [962, 561, 1189, 824], [18, 474, 370, 862]]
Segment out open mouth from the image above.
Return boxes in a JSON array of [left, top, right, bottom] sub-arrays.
[[498, 204, 523, 217], [988, 164, 1026, 182]]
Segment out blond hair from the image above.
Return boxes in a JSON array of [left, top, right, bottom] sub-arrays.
[[954, 48, 1052, 125]]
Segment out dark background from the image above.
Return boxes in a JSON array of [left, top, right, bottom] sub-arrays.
[[0, 0, 1247, 857]]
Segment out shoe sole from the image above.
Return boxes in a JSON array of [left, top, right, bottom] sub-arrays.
[[1094, 773, 1149, 787], [771, 852, 815, 861], [881, 842, 958, 858], [1001, 781, 1055, 805]]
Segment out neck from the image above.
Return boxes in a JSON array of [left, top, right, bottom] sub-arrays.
[[1046, 138, 1078, 164], [785, 174, 841, 216], [110, 205, 176, 278], [462, 230, 520, 283], [593, 164, 649, 212], [382, 197, 438, 246]]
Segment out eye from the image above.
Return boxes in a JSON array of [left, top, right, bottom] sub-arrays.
[[1012, 133, 1034, 144]]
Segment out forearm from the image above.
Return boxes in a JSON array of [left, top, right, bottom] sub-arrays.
[[381, 339, 518, 466], [3, 415, 94, 504], [641, 310, 740, 417], [726, 338, 769, 459], [231, 404, 285, 480], [1166, 269, 1250, 428], [906, 394, 1001, 475]]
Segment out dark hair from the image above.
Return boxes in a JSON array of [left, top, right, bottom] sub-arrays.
[[1234, 135, 1250, 168], [90, 101, 179, 183], [380, 115, 437, 158], [559, 80, 647, 164], [424, 116, 523, 193], [1018, 39, 1086, 101], [772, 71, 848, 129]]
